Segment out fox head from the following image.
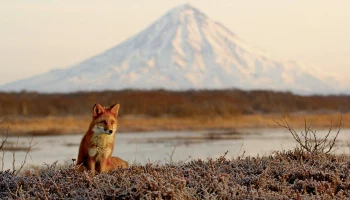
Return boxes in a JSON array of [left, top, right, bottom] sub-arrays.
[[92, 103, 120, 135]]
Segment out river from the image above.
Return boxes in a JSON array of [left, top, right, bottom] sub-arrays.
[[1, 128, 349, 171]]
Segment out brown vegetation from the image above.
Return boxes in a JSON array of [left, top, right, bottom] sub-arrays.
[[0, 89, 348, 135], [0, 113, 348, 136], [1, 149, 350, 199], [1, 89, 349, 117]]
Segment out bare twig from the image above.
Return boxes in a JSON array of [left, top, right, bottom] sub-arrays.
[[0, 125, 9, 149], [275, 115, 342, 155], [325, 116, 342, 154], [1, 117, 36, 174], [12, 139, 19, 173], [14, 137, 35, 176], [0, 125, 9, 171], [134, 137, 138, 164], [1, 148, 5, 171], [165, 146, 177, 165], [234, 141, 245, 159]]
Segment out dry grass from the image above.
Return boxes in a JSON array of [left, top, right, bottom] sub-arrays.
[[1, 149, 350, 199], [1, 113, 348, 136]]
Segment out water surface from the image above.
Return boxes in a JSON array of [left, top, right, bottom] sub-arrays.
[[1, 128, 349, 171]]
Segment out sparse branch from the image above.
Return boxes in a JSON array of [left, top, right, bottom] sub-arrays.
[[1, 149, 5, 171], [1, 124, 9, 171], [275, 116, 308, 151], [0, 131, 8, 150], [14, 137, 35, 176], [165, 146, 177, 165], [275, 115, 342, 156], [1, 118, 36, 175], [325, 116, 342, 154], [12, 140, 19, 173]]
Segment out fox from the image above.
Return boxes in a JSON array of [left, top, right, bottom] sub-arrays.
[[76, 103, 128, 174]]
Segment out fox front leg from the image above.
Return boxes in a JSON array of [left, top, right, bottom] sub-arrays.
[[87, 157, 96, 174], [97, 159, 108, 173]]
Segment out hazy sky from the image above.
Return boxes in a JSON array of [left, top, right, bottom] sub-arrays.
[[1, 0, 349, 85]]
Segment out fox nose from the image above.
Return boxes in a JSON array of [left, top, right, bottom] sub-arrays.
[[104, 129, 113, 134]]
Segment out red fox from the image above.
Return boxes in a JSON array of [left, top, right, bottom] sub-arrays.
[[76, 103, 128, 174]]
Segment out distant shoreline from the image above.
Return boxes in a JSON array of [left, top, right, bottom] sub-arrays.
[[0, 113, 347, 136]]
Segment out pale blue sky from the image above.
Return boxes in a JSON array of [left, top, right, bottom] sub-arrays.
[[1, 0, 349, 85]]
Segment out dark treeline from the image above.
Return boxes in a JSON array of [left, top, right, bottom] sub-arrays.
[[0, 89, 349, 117]]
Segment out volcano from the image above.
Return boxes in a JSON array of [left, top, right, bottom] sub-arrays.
[[1, 4, 339, 94]]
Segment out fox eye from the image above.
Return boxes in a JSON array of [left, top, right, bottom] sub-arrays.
[[111, 121, 114, 125]]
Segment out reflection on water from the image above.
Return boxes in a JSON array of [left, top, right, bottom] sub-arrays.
[[1, 128, 350, 170]]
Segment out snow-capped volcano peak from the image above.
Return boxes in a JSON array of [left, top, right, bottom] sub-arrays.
[[166, 3, 201, 16], [0, 4, 341, 94], [163, 4, 206, 20]]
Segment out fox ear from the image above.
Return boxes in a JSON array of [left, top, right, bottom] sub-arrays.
[[109, 103, 120, 116], [93, 103, 105, 117]]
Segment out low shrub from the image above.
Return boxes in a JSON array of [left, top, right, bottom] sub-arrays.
[[0, 149, 349, 199]]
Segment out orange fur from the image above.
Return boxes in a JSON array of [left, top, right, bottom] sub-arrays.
[[76, 103, 128, 174]]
